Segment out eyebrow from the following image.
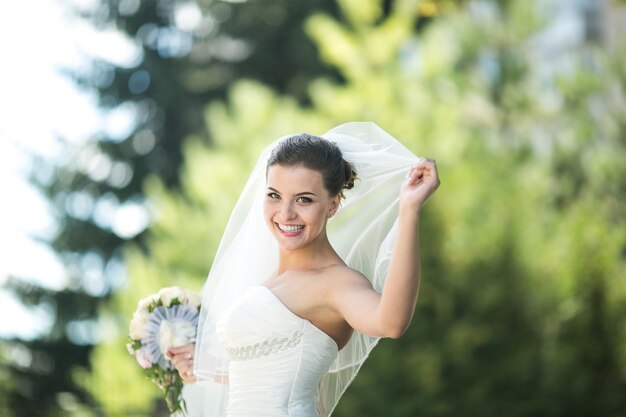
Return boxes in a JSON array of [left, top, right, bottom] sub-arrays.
[[267, 187, 317, 197]]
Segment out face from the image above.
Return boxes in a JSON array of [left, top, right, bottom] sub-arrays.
[[264, 164, 340, 252]]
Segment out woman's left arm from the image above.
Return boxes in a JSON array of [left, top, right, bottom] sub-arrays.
[[331, 158, 440, 338], [377, 158, 439, 337]]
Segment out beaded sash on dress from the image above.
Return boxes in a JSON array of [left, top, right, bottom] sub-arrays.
[[225, 329, 303, 361]]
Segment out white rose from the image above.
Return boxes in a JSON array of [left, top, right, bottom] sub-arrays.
[[187, 291, 201, 309], [135, 348, 153, 369], [174, 287, 187, 304], [159, 286, 186, 307], [138, 293, 159, 311], [158, 320, 196, 354], [129, 310, 150, 340]]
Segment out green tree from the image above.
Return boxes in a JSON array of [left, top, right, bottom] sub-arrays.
[[0, 343, 13, 416]]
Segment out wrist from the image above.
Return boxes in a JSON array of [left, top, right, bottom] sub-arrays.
[[398, 203, 421, 221]]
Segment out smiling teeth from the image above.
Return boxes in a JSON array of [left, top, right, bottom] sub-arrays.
[[278, 224, 304, 232]]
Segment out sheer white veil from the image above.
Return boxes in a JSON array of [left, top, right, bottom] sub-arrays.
[[193, 122, 420, 416]]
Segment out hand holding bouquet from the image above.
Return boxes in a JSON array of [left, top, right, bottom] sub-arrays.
[[127, 286, 201, 414]]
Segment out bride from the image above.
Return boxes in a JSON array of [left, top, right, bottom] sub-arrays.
[[167, 122, 439, 416]]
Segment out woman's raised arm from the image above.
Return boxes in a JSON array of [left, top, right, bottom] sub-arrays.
[[330, 158, 440, 338]]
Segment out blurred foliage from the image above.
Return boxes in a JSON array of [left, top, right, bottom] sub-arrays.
[[83, 0, 626, 416], [0, 343, 12, 416], [1, 279, 101, 416]]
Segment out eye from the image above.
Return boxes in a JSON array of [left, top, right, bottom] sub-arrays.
[[267, 192, 280, 199], [296, 196, 313, 203]]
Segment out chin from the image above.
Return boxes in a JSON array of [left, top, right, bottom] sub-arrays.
[[274, 233, 308, 252], [272, 230, 312, 252]]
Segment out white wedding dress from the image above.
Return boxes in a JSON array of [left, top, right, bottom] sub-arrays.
[[215, 286, 339, 417]]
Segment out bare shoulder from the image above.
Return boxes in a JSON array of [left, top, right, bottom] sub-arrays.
[[317, 265, 380, 321], [319, 264, 372, 292]]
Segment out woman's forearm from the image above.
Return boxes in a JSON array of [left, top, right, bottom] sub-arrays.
[[377, 206, 421, 338]]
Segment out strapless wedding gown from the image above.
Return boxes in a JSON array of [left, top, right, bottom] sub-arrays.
[[215, 286, 339, 417]]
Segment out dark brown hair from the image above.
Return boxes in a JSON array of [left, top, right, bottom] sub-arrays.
[[267, 133, 357, 198]]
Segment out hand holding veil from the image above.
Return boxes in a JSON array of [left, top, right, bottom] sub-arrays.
[[193, 122, 421, 416]]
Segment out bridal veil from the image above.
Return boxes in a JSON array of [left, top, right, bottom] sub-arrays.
[[193, 122, 420, 416]]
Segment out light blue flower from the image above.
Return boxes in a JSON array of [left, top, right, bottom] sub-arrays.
[[142, 304, 200, 369]]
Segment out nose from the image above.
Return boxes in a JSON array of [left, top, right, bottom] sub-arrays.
[[280, 201, 297, 220]]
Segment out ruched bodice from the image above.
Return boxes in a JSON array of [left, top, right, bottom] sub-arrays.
[[216, 286, 339, 417]]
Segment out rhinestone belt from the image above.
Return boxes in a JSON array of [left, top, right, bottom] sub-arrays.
[[226, 330, 304, 361]]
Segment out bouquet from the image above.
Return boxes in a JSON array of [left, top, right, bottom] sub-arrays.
[[127, 286, 201, 414]]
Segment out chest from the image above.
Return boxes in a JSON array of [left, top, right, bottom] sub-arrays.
[[263, 279, 351, 349]]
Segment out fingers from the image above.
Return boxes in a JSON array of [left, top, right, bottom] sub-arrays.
[[180, 371, 195, 383], [414, 157, 436, 172], [179, 364, 196, 383], [179, 369, 196, 383], [170, 352, 194, 371], [166, 344, 193, 360], [407, 168, 424, 186], [407, 158, 435, 173], [406, 157, 440, 188], [171, 352, 196, 383], [167, 343, 194, 356], [171, 352, 193, 365], [167, 343, 196, 383], [406, 165, 427, 185]]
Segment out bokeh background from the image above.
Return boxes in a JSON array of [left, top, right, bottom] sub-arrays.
[[2, 0, 626, 416]]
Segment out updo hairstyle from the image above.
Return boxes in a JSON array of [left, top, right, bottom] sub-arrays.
[[267, 133, 358, 199]]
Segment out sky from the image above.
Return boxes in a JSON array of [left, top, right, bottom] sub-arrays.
[[0, 0, 138, 338]]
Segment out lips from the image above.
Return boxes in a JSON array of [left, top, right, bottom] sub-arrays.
[[275, 222, 305, 236], [278, 223, 304, 232]]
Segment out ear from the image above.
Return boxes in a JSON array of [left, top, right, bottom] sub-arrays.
[[328, 195, 341, 218]]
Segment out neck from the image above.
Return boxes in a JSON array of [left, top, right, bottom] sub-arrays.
[[277, 233, 342, 274]]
